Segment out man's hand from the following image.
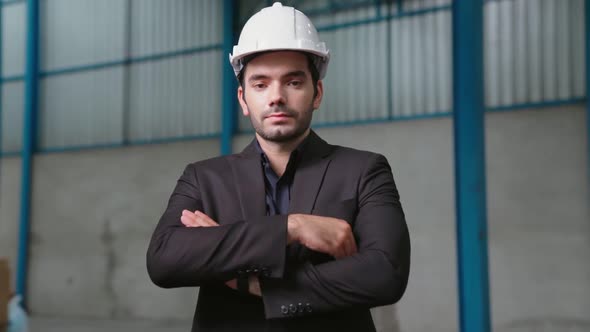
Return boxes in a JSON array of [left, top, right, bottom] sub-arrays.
[[181, 209, 219, 227], [288, 214, 358, 259], [179, 210, 260, 296], [224, 275, 261, 297]]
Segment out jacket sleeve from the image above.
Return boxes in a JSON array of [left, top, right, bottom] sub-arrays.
[[146, 164, 288, 288], [259, 154, 411, 319]]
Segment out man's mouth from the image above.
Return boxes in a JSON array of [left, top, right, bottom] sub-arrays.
[[266, 113, 291, 118]]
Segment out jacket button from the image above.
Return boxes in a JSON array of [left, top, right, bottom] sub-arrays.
[[305, 303, 312, 313], [297, 303, 304, 313], [281, 305, 288, 315], [289, 304, 297, 314], [253, 268, 259, 274]]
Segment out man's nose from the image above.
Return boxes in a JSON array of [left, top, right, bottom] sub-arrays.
[[268, 83, 286, 107]]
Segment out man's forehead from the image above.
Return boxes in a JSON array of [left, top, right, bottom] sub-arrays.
[[243, 51, 310, 78]]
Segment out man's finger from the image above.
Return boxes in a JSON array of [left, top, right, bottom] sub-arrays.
[[181, 210, 210, 227], [181, 215, 198, 227], [195, 210, 219, 226], [182, 210, 199, 223]]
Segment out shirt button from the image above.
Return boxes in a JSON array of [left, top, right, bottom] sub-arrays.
[[297, 303, 304, 313], [305, 303, 312, 313], [289, 304, 297, 314], [281, 305, 288, 315]]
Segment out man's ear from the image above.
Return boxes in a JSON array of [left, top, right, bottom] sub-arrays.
[[313, 80, 324, 110], [237, 86, 249, 116]]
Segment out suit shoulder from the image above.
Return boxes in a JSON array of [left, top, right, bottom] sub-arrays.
[[185, 153, 238, 172], [329, 145, 387, 162]]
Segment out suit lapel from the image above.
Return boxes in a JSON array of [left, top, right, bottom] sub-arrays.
[[230, 141, 267, 220], [288, 131, 333, 214], [231, 131, 334, 219]]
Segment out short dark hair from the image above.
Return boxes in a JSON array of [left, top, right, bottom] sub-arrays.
[[237, 51, 320, 98]]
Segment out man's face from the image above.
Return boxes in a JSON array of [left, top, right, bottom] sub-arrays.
[[238, 51, 323, 143]]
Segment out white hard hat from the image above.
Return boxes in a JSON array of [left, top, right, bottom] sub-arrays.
[[229, 2, 330, 79]]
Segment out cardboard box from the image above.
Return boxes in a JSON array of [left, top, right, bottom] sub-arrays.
[[0, 258, 10, 332]]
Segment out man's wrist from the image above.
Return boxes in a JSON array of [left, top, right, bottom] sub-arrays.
[[287, 214, 301, 245], [249, 275, 261, 296]]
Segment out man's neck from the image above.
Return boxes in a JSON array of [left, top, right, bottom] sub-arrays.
[[256, 129, 310, 176]]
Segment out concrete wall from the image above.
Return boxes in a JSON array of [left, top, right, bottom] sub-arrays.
[[0, 157, 21, 289], [0, 105, 588, 331]]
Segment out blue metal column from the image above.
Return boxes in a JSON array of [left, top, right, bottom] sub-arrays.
[[221, 0, 237, 155], [17, 0, 40, 302], [452, 1, 491, 332]]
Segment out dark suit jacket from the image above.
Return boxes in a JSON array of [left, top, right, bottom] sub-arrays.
[[147, 131, 410, 332]]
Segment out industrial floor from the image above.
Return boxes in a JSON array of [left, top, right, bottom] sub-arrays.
[[28, 317, 191, 332]]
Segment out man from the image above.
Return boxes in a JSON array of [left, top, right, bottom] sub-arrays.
[[147, 3, 410, 331]]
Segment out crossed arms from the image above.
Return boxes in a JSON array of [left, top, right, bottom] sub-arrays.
[[146, 154, 410, 318]]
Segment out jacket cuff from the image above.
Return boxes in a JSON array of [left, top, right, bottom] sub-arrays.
[[244, 214, 288, 279], [259, 269, 315, 319]]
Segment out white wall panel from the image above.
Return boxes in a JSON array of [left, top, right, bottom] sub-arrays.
[[556, 0, 571, 100], [484, 0, 585, 107], [541, 0, 558, 101], [39, 68, 125, 149], [513, 0, 528, 104], [485, 1, 500, 107], [1, 2, 26, 77], [316, 8, 388, 125], [2, 0, 587, 148], [423, 13, 438, 115], [41, 0, 126, 71], [570, 0, 586, 98], [130, 0, 222, 58], [499, 0, 515, 105], [526, 0, 543, 103], [128, 50, 221, 141], [34, 0, 224, 149], [437, 10, 453, 113]]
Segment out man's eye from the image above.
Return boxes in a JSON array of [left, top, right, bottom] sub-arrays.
[[253, 83, 266, 89], [288, 81, 302, 87]]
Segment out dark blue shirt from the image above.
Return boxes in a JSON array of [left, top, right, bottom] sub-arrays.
[[255, 136, 309, 216]]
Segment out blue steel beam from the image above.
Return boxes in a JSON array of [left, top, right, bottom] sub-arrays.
[[221, 0, 236, 155], [452, 1, 491, 332], [17, 0, 39, 303]]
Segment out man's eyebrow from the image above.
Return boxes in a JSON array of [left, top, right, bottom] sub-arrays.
[[248, 74, 270, 82], [283, 70, 306, 78], [247, 71, 307, 82]]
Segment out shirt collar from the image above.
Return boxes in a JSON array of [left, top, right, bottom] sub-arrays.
[[254, 132, 312, 163]]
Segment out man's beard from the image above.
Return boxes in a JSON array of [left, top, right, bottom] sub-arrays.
[[250, 105, 313, 143]]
